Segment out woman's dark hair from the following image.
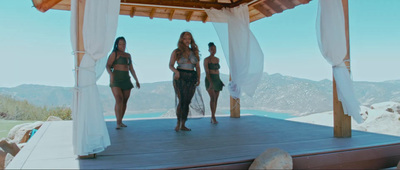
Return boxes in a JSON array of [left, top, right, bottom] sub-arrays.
[[112, 36, 126, 52], [208, 42, 215, 48]]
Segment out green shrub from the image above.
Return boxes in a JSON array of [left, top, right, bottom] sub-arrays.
[[0, 95, 71, 121]]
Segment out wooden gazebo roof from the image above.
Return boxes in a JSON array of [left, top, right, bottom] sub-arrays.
[[32, 0, 311, 22]]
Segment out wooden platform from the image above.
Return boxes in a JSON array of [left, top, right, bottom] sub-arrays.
[[7, 115, 400, 169]]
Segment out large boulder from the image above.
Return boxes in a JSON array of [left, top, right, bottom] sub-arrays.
[[249, 148, 293, 170], [7, 123, 31, 141], [46, 116, 62, 121], [7, 121, 43, 144]]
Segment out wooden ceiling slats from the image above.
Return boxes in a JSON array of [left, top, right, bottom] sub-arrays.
[[271, 0, 287, 10], [297, 0, 311, 4], [33, 0, 311, 23], [278, 0, 296, 9], [291, 0, 302, 6], [249, 11, 266, 21], [264, 0, 284, 14], [253, 3, 273, 17]]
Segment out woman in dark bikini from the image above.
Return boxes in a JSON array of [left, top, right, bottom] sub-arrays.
[[106, 37, 140, 129], [204, 42, 224, 124]]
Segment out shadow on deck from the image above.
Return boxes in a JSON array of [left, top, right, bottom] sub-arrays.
[[7, 115, 400, 169]]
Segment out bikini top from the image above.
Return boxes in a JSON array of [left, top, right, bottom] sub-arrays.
[[208, 63, 220, 70], [177, 51, 198, 70], [112, 52, 131, 66]]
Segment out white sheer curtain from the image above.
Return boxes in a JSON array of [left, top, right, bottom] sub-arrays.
[[316, 0, 363, 123], [70, 0, 120, 156], [205, 4, 264, 99]]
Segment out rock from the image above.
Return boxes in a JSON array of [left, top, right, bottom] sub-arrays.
[[7, 121, 43, 144], [249, 148, 293, 170], [7, 123, 31, 140], [46, 116, 62, 121]]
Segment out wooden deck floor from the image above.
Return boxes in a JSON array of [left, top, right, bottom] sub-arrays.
[[7, 115, 400, 169]]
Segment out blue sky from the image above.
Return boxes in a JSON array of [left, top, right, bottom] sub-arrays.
[[0, 0, 399, 88]]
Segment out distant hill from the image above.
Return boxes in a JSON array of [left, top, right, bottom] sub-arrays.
[[1, 73, 399, 116]]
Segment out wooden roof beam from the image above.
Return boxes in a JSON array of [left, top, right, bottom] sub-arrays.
[[202, 13, 208, 23], [129, 7, 136, 18], [186, 11, 193, 22], [168, 9, 175, 21], [32, 0, 62, 12], [149, 8, 156, 19]]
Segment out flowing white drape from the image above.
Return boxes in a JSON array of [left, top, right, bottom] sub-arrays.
[[70, 0, 120, 155], [205, 4, 264, 98], [316, 0, 363, 123]]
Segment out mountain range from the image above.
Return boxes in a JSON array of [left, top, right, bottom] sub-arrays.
[[1, 73, 399, 116]]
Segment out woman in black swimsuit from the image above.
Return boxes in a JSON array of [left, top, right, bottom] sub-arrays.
[[204, 42, 224, 124], [106, 37, 140, 129]]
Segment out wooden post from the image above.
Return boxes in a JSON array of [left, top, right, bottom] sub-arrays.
[[76, 0, 85, 67], [73, 0, 85, 135], [230, 75, 240, 118], [333, 0, 351, 138], [32, 0, 62, 12]]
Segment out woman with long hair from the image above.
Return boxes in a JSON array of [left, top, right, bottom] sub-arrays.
[[169, 32, 201, 132], [106, 36, 140, 129]]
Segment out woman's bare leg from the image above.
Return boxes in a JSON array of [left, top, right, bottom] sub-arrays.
[[207, 89, 218, 124], [111, 87, 124, 129], [175, 119, 181, 132], [180, 119, 191, 131], [213, 91, 220, 123], [120, 89, 131, 127]]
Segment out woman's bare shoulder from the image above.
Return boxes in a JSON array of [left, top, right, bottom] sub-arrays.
[[126, 52, 132, 58]]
